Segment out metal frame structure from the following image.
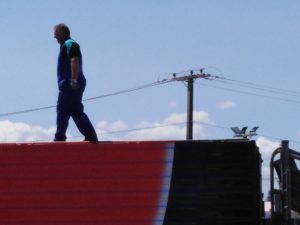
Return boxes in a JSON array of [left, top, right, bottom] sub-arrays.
[[270, 140, 300, 225]]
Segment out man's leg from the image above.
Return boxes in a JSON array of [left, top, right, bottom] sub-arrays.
[[54, 111, 71, 141], [73, 109, 98, 142], [71, 91, 98, 142], [54, 92, 71, 141]]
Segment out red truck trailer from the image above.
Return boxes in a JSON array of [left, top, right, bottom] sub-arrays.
[[0, 140, 263, 225]]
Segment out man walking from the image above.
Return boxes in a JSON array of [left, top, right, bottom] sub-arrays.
[[53, 23, 98, 142]]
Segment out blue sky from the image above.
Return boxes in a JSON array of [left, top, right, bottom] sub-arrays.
[[1, 0, 300, 199]]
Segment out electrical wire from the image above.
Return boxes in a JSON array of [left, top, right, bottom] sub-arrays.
[[80, 121, 188, 138], [214, 79, 300, 98], [34, 121, 189, 142], [2, 69, 300, 117], [221, 77, 300, 97], [0, 79, 175, 118], [33, 119, 300, 148], [195, 82, 300, 105], [83, 79, 174, 102], [0, 105, 56, 118], [192, 66, 300, 97], [35, 120, 221, 142]]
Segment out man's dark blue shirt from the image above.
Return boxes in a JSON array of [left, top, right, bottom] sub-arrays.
[[57, 38, 86, 92]]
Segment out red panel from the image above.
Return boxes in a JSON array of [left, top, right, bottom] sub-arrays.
[[0, 141, 173, 225]]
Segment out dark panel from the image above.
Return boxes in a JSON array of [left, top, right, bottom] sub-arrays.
[[291, 170, 300, 212], [163, 140, 262, 225]]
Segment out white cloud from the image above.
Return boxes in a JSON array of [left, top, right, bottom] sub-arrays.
[[256, 136, 281, 199], [96, 120, 127, 132], [0, 120, 55, 143], [124, 111, 214, 140], [256, 136, 280, 163], [218, 100, 237, 109], [94, 111, 213, 141], [96, 120, 128, 140]]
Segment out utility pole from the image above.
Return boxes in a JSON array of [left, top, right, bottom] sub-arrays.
[[186, 71, 194, 140], [172, 69, 212, 140]]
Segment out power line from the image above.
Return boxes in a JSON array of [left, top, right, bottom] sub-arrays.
[[213, 79, 300, 98], [2, 68, 300, 118], [97, 121, 300, 147], [97, 120, 230, 136], [0, 105, 56, 118], [195, 82, 300, 105], [35, 120, 222, 142], [33, 119, 300, 148], [221, 77, 300, 97], [83, 79, 173, 102], [192, 66, 300, 97], [35, 121, 189, 142], [170, 70, 300, 104], [0, 79, 175, 118], [0, 69, 217, 118]]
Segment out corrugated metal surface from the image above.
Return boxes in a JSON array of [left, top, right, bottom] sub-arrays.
[[0, 140, 262, 225], [0, 141, 173, 225]]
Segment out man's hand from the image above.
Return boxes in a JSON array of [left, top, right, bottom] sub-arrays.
[[70, 78, 80, 90]]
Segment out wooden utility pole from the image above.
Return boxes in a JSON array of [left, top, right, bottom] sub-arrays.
[[172, 69, 211, 140], [186, 71, 194, 140]]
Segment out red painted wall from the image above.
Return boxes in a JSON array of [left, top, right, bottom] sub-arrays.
[[0, 141, 173, 225]]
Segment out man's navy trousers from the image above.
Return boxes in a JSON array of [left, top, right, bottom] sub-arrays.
[[54, 82, 98, 142]]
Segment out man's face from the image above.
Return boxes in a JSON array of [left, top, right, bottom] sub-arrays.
[[54, 28, 65, 44]]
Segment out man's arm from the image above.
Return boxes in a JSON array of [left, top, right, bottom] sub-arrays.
[[70, 56, 79, 81], [70, 56, 80, 89]]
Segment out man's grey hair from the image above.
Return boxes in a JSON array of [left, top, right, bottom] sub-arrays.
[[54, 23, 70, 37]]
